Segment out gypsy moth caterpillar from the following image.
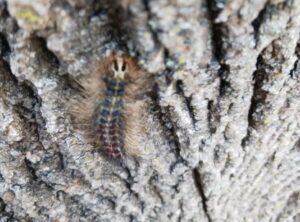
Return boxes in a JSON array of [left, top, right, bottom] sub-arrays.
[[70, 53, 153, 160]]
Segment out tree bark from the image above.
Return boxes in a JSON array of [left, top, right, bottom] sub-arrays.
[[0, 0, 300, 221]]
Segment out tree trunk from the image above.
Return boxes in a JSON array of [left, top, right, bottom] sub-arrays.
[[1, 0, 300, 221]]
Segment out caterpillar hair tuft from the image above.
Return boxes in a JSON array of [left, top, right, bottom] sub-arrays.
[[70, 53, 153, 161]]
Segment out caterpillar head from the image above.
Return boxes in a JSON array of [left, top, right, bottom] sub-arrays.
[[111, 56, 128, 80], [100, 54, 141, 82]]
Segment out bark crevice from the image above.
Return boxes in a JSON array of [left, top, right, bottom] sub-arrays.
[[192, 169, 212, 222]]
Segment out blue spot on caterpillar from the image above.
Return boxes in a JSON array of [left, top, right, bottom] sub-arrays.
[[70, 53, 152, 160]]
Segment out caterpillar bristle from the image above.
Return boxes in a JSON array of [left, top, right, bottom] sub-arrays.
[[69, 53, 154, 161]]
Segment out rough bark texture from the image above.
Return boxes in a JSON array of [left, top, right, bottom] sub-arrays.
[[0, 0, 300, 221]]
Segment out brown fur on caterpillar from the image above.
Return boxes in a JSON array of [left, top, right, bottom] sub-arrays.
[[70, 53, 153, 160]]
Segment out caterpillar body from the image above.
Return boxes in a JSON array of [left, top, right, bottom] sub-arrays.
[[71, 54, 151, 160]]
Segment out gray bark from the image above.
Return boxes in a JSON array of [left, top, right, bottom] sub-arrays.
[[0, 0, 300, 221]]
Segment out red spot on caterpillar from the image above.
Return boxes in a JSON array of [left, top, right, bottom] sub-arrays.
[[70, 53, 153, 160]]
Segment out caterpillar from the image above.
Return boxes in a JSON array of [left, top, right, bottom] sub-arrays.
[[71, 53, 152, 160]]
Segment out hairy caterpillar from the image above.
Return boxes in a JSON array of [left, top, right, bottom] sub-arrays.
[[71, 53, 152, 160]]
